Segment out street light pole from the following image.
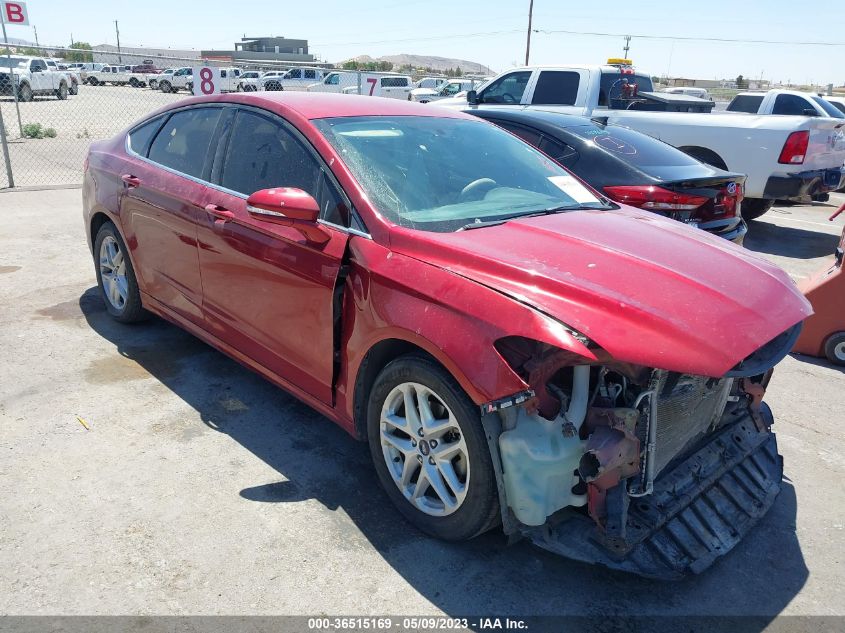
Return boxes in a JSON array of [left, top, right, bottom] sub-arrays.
[[525, 0, 534, 66]]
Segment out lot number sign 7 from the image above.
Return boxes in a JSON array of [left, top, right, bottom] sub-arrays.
[[192, 66, 221, 96], [1, 1, 29, 25]]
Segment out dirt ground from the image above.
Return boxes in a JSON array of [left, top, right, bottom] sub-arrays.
[[0, 188, 843, 620]]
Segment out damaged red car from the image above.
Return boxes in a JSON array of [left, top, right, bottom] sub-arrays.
[[83, 93, 811, 579]]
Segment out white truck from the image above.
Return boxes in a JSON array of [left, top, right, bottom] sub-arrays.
[[0, 55, 70, 101], [261, 67, 329, 91], [727, 89, 845, 118], [146, 68, 173, 91], [441, 62, 845, 219], [409, 78, 477, 103], [340, 73, 414, 99], [305, 71, 358, 93], [157, 67, 193, 93], [47, 59, 80, 95], [86, 65, 147, 87], [185, 67, 243, 93], [237, 70, 262, 91]]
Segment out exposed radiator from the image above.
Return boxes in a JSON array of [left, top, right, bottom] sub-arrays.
[[651, 372, 733, 475]]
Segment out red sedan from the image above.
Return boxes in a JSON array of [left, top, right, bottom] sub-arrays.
[[83, 93, 810, 578]]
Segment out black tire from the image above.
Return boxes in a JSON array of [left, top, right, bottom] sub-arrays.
[[18, 82, 33, 102], [93, 222, 148, 324], [69, 81, 78, 95], [149, 80, 158, 90], [824, 332, 845, 366], [87, 77, 98, 86], [366, 354, 500, 541], [160, 81, 171, 93], [265, 81, 282, 91], [742, 198, 775, 221], [186, 82, 193, 93], [56, 82, 68, 100], [129, 77, 139, 88]]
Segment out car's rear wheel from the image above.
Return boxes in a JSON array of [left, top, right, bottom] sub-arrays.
[[94, 222, 147, 323], [129, 77, 139, 87], [159, 81, 171, 93], [742, 198, 775, 221], [824, 332, 845, 365], [69, 81, 78, 95], [367, 355, 499, 541], [149, 80, 158, 90], [87, 77, 98, 86], [56, 82, 68, 100]]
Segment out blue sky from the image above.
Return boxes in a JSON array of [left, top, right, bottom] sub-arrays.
[[5, 0, 842, 85]]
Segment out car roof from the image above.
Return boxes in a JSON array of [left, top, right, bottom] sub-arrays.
[[464, 106, 596, 130], [182, 92, 473, 120]]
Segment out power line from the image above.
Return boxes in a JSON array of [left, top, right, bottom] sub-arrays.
[[312, 28, 521, 48], [534, 28, 845, 47]]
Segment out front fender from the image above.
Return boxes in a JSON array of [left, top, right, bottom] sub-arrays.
[[336, 238, 596, 424]]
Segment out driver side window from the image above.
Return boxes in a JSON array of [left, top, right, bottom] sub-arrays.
[[480, 71, 532, 104]]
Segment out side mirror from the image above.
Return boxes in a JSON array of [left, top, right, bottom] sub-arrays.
[[466, 89, 478, 105], [246, 188, 329, 244]]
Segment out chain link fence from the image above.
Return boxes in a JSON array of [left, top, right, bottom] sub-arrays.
[[0, 45, 482, 190]]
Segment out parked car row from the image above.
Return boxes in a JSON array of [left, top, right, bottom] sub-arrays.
[[84, 90, 811, 580], [435, 60, 845, 220]]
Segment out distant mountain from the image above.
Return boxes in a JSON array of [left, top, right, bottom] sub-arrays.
[[345, 53, 494, 75], [2, 37, 37, 47]]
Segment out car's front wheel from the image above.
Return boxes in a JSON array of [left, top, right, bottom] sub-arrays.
[[367, 355, 499, 541], [94, 222, 147, 323]]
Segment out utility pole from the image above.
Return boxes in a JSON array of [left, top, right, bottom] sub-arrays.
[[33, 25, 38, 47], [524, 0, 534, 66], [623, 35, 631, 59], [114, 20, 122, 63]]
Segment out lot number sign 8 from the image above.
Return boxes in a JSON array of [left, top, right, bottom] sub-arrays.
[[192, 66, 221, 96]]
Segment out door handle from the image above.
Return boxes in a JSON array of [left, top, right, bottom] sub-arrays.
[[205, 203, 235, 221], [121, 174, 141, 188]]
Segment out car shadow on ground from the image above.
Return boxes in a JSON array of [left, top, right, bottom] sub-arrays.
[[80, 286, 808, 625], [790, 352, 845, 374], [745, 218, 840, 260]]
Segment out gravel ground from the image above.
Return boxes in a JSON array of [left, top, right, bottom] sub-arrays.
[[0, 189, 842, 621]]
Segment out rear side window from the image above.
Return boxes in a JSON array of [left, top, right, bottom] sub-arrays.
[[148, 108, 221, 179], [480, 71, 532, 104], [827, 100, 845, 115], [772, 94, 814, 116], [811, 96, 845, 118], [531, 71, 580, 105], [128, 117, 164, 156], [568, 124, 701, 168], [381, 77, 408, 87], [539, 136, 580, 168], [727, 95, 764, 113], [599, 73, 654, 106]]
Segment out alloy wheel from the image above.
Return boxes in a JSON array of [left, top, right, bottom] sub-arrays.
[[99, 235, 128, 311], [379, 382, 470, 516]]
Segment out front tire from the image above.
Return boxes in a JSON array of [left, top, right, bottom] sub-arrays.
[[56, 82, 68, 100], [367, 355, 499, 541], [159, 81, 171, 93], [824, 332, 845, 365], [93, 222, 147, 323], [69, 81, 78, 95], [18, 82, 33, 102], [742, 198, 775, 221]]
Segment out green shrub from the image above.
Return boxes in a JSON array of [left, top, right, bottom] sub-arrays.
[[44, 128, 57, 138], [22, 123, 44, 139]]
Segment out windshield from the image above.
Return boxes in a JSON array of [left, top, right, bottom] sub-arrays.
[[811, 96, 845, 119], [0, 57, 27, 69], [314, 116, 607, 233]]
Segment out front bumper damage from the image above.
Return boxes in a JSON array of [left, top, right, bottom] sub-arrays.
[[526, 407, 780, 579], [482, 356, 786, 580]]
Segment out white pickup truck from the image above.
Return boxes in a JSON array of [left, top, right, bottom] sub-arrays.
[[409, 78, 477, 103], [727, 89, 845, 119], [86, 65, 147, 87], [261, 67, 329, 91], [185, 67, 243, 93], [442, 63, 845, 219], [0, 55, 70, 101], [157, 67, 193, 93], [340, 73, 414, 99]]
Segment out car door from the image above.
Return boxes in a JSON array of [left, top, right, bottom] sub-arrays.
[[196, 106, 352, 404], [120, 105, 226, 324], [29, 59, 48, 91]]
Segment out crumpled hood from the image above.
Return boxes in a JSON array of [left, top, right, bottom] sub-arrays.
[[389, 208, 812, 377]]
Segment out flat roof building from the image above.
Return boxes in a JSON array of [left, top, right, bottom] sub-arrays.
[[201, 36, 319, 65]]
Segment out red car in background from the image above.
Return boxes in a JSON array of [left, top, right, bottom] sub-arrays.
[[83, 93, 810, 579]]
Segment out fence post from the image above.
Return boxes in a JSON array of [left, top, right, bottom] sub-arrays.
[[357, 71, 362, 96], [0, 104, 14, 189]]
